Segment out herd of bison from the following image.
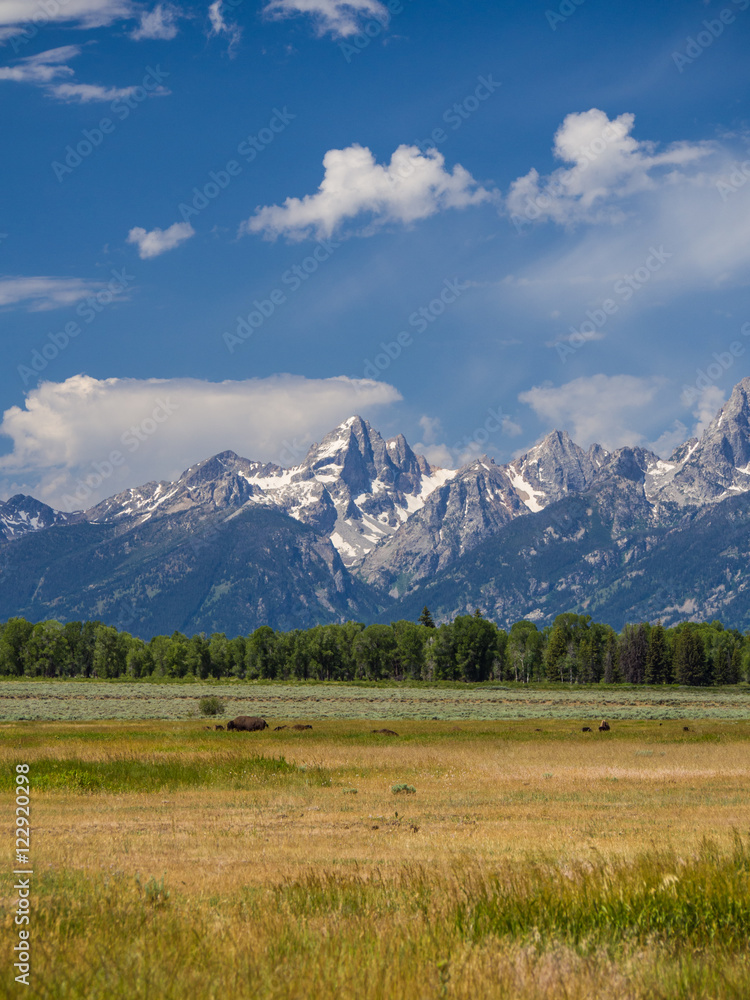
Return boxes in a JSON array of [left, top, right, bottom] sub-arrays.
[[205, 716, 620, 734]]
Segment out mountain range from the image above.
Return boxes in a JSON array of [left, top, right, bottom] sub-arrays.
[[2, 378, 750, 637]]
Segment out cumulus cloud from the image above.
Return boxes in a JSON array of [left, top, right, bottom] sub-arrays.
[[501, 111, 750, 316], [506, 108, 712, 227], [244, 143, 492, 241], [0, 0, 134, 37], [263, 0, 388, 38], [127, 222, 195, 259], [130, 3, 181, 39], [519, 374, 667, 450], [0, 276, 108, 311], [207, 0, 242, 52], [0, 374, 403, 509]]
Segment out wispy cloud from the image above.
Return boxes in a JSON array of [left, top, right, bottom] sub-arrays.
[[207, 1, 242, 53], [263, 0, 389, 39], [0, 0, 135, 38], [244, 143, 492, 241], [0, 276, 108, 311]]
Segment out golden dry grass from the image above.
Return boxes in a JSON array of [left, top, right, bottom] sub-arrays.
[[3, 718, 750, 998]]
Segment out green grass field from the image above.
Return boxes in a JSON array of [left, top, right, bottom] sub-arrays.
[[2, 677, 750, 721]]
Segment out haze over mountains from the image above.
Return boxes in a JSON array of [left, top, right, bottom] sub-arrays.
[[2, 378, 750, 637]]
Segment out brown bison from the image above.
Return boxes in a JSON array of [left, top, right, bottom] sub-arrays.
[[291, 724, 313, 731], [215, 725, 224, 730], [227, 716, 268, 732], [372, 728, 398, 736], [598, 720, 610, 732], [274, 725, 287, 731], [581, 726, 592, 732]]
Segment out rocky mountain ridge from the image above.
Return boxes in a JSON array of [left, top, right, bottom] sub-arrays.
[[2, 377, 750, 634]]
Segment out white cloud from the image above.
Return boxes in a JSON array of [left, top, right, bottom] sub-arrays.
[[0, 42, 169, 103], [127, 222, 195, 259], [519, 373, 667, 450], [0, 276, 107, 311], [263, 0, 388, 39], [130, 3, 180, 40], [244, 143, 492, 241], [0, 0, 134, 36], [0, 45, 78, 83], [682, 384, 726, 439], [506, 108, 712, 227], [0, 374, 402, 509], [500, 113, 750, 315], [646, 419, 689, 459], [207, 0, 242, 52]]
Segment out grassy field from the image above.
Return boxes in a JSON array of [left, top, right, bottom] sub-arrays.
[[3, 677, 750, 720], [2, 717, 750, 998]]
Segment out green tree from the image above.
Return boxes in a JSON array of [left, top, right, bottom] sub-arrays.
[[418, 606, 436, 629], [0, 618, 34, 675], [452, 614, 498, 682], [353, 624, 398, 680], [645, 623, 671, 684], [508, 621, 544, 682], [674, 624, 709, 686]]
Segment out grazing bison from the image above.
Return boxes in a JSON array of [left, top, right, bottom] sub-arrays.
[[215, 725, 224, 731], [598, 720, 610, 732], [372, 728, 398, 736], [582, 726, 592, 732], [274, 725, 287, 731], [227, 716, 268, 732], [291, 724, 312, 731], [683, 726, 691, 732]]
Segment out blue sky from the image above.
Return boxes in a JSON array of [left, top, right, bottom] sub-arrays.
[[1, 0, 749, 508]]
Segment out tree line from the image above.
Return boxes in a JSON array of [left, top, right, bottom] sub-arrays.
[[0, 609, 748, 686]]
